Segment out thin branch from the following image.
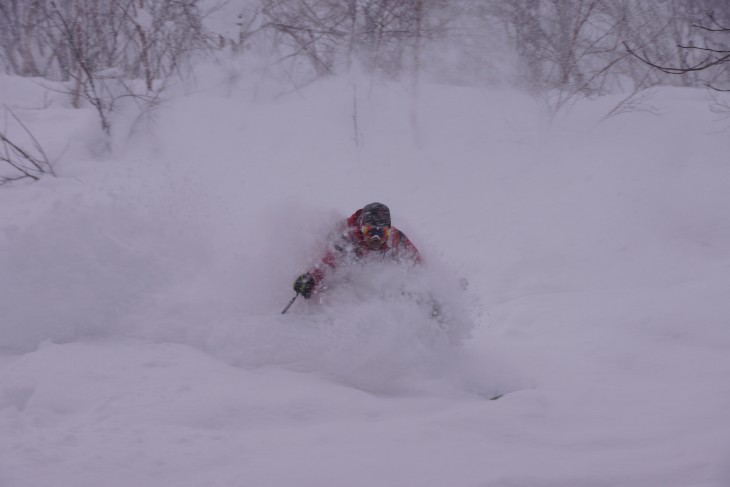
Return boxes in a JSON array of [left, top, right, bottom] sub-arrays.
[[624, 42, 730, 75], [676, 45, 730, 55], [5, 105, 55, 176], [0, 106, 54, 185], [693, 13, 730, 32]]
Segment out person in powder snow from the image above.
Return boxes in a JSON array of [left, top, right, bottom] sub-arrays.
[[293, 202, 422, 300]]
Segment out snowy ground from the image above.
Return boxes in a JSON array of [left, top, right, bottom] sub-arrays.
[[1, 71, 730, 486]]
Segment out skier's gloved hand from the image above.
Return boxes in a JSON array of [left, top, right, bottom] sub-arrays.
[[293, 273, 315, 299]]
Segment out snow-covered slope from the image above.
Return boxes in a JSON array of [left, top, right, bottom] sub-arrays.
[[1, 71, 729, 486]]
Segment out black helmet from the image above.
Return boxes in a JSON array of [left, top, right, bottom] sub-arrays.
[[360, 202, 391, 227]]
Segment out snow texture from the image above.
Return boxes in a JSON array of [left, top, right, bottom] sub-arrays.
[[1, 71, 730, 486]]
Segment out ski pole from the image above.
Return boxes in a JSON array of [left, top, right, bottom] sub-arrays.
[[281, 293, 299, 314]]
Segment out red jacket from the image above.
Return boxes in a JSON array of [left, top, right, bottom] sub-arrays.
[[308, 208, 422, 294]]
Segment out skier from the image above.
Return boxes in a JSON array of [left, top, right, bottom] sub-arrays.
[[292, 202, 422, 300]]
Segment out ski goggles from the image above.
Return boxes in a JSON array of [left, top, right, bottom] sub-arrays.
[[361, 224, 391, 240]]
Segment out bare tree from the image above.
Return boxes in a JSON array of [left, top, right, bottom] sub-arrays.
[[488, 0, 638, 118], [259, 0, 347, 78], [0, 0, 49, 76], [0, 0, 216, 139], [626, 9, 730, 92], [45, 0, 216, 137], [253, 0, 448, 83]]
